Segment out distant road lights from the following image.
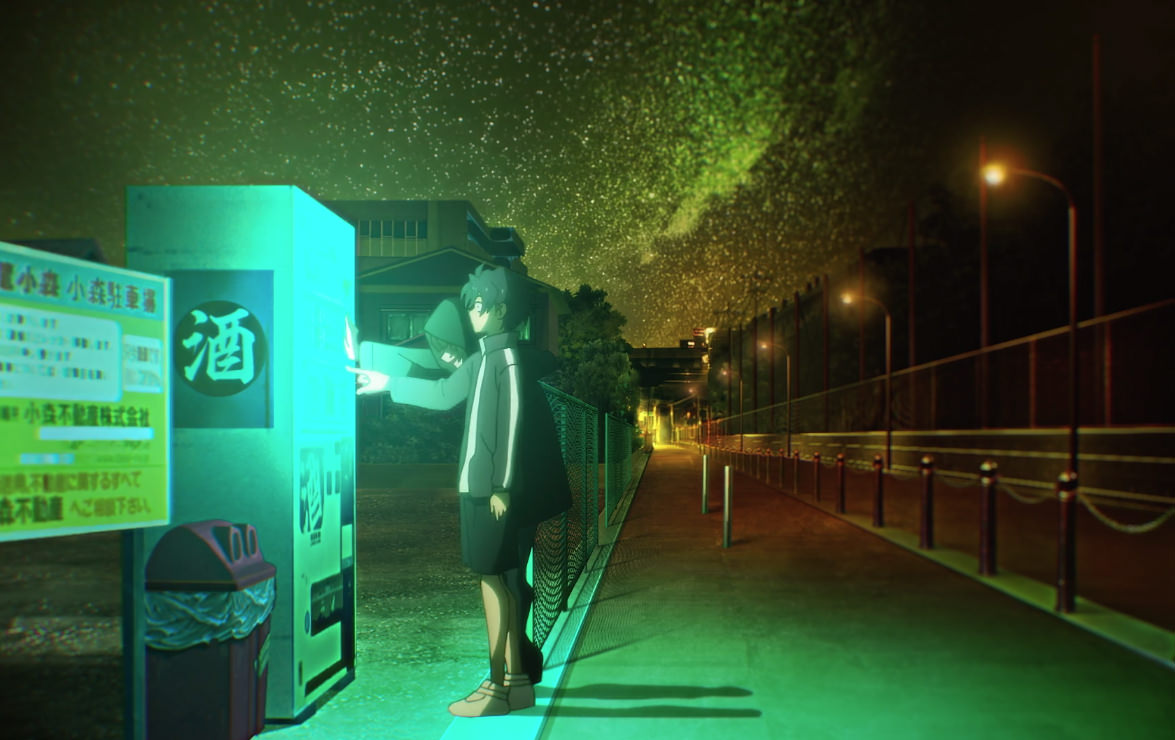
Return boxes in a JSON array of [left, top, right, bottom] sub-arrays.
[[841, 291, 893, 469]]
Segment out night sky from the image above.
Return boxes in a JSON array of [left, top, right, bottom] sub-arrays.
[[1, 0, 1171, 347]]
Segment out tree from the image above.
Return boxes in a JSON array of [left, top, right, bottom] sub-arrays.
[[548, 284, 640, 423]]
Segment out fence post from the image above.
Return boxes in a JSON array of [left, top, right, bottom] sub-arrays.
[[560, 511, 570, 611], [979, 461, 998, 575], [872, 454, 885, 527], [702, 454, 709, 514], [812, 452, 822, 501], [792, 450, 800, 494], [836, 453, 846, 514], [723, 465, 733, 548], [779, 449, 786, 489], [1055, 471, 1078, 613], [605, 414, 613, 525], [919, 455, 934, 549]]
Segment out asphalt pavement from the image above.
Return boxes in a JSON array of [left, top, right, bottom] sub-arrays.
[[531, 444, 1173, 740]]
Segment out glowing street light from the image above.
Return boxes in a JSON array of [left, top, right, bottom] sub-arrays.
[[843, 292, 892, 469], [983, 162, 1079, 476]]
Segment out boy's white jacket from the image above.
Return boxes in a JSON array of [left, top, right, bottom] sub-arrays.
[[380, 333, 522, 501]]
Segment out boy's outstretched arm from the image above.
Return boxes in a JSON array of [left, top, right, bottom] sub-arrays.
[[349, 354, 475, 410]]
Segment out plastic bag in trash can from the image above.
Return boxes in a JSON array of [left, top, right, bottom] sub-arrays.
[[145, 580, 275, 650]]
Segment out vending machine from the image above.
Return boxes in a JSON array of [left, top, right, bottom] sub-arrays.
[[127, 185, 356, 722]]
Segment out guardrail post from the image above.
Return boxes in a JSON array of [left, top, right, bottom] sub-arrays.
[[872, 454, 885, 527], [1055, 471, 1078, 613], [779, 449, 786, 489], [919, 455, 934, 549], [812, 452, 822, 501], [723, 465, 733, 548], [702, 454, 709, 514], [979, 461, 998, 575], [792, 450, 800, 494], [836, 453, 846, 514]]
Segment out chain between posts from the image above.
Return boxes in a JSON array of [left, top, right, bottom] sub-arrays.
[[1076, 494, 1175, 534], [708, 441, 1175, 539], [998, 482, 1053, 504]]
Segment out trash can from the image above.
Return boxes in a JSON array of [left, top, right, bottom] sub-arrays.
[[145, 519, 276, 740]]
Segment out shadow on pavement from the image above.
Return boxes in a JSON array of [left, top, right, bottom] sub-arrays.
[[544, 704, 762, 718], [547, 682, 752, 700]]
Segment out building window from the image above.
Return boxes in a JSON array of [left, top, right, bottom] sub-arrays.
[[381, 309, 431, 343], [355, 219, 429, 258]]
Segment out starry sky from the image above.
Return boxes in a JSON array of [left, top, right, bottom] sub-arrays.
[[1, 0, 1172, 347]]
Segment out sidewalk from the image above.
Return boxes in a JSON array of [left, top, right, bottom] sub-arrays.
[[534, 444, 1174, 739]]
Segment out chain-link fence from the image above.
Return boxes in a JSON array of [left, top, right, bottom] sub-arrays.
[[604, 413, 637, 526], [708, 298, 1175, 437], [532, 382, 599, 649]]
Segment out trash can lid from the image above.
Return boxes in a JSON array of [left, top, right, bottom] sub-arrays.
[[146, 519, 276, 591]]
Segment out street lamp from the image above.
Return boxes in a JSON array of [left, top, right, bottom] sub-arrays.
[[983, 163, 1079, 475], [843, 292, 892, 469], [778, 346, 793, 458], [719, 365, 744, 451]]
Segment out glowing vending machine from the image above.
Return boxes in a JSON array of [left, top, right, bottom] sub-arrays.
[[127, 185, 356, 722]]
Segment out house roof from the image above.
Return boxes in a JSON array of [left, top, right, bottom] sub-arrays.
[[358, 247, 569, 314]]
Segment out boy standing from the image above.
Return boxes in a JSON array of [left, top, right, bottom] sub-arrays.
[[350, 265, 547, 717]]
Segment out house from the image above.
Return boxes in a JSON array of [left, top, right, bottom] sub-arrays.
[[325, 200, 568, 357]]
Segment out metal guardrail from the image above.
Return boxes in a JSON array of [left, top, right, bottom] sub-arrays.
[[697, 441, 1175, 636], [708, 297, 1175, 436]]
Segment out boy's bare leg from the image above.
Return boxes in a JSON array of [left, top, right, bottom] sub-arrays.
[[502, 570, 521, 675], [449, 575, 514, 716], [479, 573, 517, 690]]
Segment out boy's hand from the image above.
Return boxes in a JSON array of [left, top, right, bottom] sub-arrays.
[[346, 366, 391, 396], [490, 491, 510, 520]]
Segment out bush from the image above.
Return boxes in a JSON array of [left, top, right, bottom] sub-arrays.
[[357, 402, 464, 464]]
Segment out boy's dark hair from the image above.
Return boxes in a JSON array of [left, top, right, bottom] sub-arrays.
[[460, 264, 531, 332]]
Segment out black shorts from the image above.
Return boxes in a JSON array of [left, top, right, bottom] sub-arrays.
[[459, 495, 519, 575]]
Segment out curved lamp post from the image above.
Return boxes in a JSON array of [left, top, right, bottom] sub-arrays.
[[720, 366, 744, 451], [983, 163, 1079, 476], [759, 339, 792, 457], [843, 292, 892, 469]]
